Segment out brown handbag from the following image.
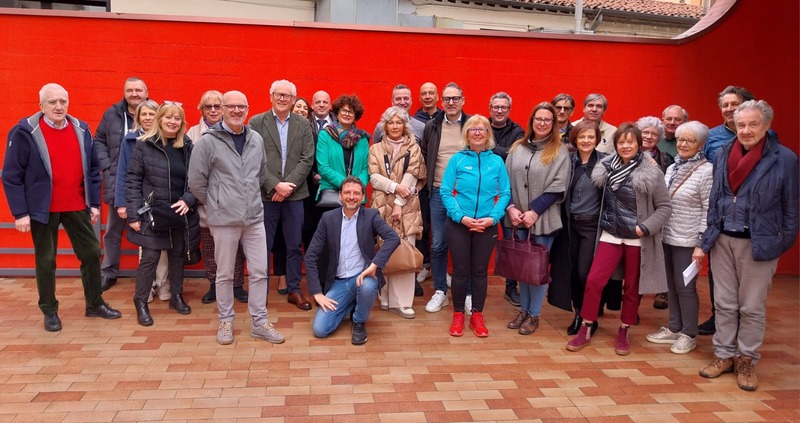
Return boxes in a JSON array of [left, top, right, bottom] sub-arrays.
[[381, 237, 423, 275], [494, 229, 550, 285]]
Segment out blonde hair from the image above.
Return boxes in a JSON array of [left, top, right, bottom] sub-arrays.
[[461, 115, 495, 150], [138, 103, 187, 148]]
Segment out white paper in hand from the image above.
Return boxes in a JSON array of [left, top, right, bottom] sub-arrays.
[[683, 261, 699, 286]]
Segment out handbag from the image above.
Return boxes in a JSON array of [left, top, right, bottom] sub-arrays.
[[316, 148, 354, 208], [381, 237, 423, 275], [138, 191, 185, 232], [494, 229, 550, 285], [315, 189, 342, 208]]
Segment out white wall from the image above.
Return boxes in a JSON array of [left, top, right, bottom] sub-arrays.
[[111, 0, 315, 22]]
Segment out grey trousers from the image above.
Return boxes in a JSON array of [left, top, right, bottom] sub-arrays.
[[210, 223, 270, 326], [663, 244, 699, 337], [711, 234, 778, 363], [101, 208, 126, 278]]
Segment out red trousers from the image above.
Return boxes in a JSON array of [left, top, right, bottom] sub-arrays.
[[580, 241, 641, 325]]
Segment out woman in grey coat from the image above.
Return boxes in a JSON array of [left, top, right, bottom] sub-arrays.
[[566, 123, 672, 356]]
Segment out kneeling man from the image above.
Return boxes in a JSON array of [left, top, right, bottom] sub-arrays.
[[305, 176, 400, 344]]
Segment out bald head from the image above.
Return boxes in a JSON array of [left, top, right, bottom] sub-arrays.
[[221, 90, 249, 131], [312, 90, 331, 118], [420, 82, 438, 113]]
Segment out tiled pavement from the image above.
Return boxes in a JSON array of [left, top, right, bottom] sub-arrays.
[[0, 275, 797, 422]]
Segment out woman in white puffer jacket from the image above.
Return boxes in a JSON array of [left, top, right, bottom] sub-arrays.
[[646, 121, 713, 354]]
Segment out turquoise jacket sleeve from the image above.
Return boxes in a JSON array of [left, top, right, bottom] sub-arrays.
[[491, 155, 511, 224], [439, 154, 464, 223]]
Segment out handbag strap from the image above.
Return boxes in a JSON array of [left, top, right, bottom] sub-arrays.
[[670, 161, 705, 198], [383, 151, 411, 176]]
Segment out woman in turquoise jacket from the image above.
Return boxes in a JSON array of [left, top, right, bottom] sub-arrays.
[[316, 94, 370, 206], [440, 114, 511, 338]]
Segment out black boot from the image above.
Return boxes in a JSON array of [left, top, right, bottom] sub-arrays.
[[169, 294, 192, 315], [202, 282, 216, 304], [567, 309, 582, 336], [134, 299, 153, 326]]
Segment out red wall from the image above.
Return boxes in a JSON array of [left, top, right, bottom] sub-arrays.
[[0, 0, 797, 274]]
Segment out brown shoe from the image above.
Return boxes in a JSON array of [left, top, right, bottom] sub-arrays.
[[653, 292, 668, 309], [518, 315, 539, 335], [288, 291, 312, 310], [736, 356, 758, 391], [699, 356, 734, 378], [507, 311, 529, 329]]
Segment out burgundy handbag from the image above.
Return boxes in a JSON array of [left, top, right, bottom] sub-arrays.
[[494, 230, 551, 285]]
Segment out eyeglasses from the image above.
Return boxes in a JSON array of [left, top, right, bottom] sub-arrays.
[[555, 106, 573, 111], [163, 100, 183, 107], [339, 109, 355, 116], [534, 117, 553, 125], [491, 106, 509, 112], [203, 104, 222, 110], [641, 130, 659, 138], [223, 104, 249, 111], [442, 96, 463, 104], [676, 138, 698, 145], [272, 93, 294, 101], [467, 128, 488, 134]]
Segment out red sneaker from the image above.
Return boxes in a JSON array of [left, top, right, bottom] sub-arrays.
[[469, 311, 489, 337], [449, 312, 465, 337]]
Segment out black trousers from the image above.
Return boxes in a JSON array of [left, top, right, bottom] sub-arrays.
[[445, 219, 496, 313], [569, 217, 599, 310], [134, 228, 186, 302]]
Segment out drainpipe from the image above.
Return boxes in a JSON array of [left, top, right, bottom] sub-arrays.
[[574, 0, 583, 33]]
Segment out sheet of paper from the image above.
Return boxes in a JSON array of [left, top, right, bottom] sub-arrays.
[[683, 261, 699, 286]]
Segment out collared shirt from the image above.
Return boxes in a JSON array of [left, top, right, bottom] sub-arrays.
[[705, 123, 736, 163], [336, 208, 366, 279], [443, 113, 463, 126], [274, 112, 290, 175], [315, 114, 333, 131], [42, 115, 69, 130], [222, 121, 245, 135]]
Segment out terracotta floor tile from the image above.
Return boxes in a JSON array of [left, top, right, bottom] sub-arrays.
[[0, 276, 796, 421]]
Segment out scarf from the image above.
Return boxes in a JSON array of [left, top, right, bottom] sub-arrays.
[[326, 123, 370, 150], [667, 151, 705, 188], [386, 135, 405, 161], [727, 136, 766, 195], [607, 151, 642, 191]]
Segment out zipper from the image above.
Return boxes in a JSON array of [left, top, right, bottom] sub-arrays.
[[154, 138, 174, 248], [474, 152, 482, 218]]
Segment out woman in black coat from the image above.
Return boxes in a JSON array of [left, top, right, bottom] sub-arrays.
[[125, 102, 197, 326]]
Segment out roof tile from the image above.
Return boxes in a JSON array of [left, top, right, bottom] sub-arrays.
[[510, 0, 703, 19]]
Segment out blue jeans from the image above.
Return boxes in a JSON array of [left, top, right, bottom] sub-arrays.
[[516, 230, 554, 317], [312, 275, 379, 338], [429, 187, 449, 294]]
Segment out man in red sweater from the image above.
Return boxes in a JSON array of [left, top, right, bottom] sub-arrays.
[[2, 83, 122, 331]]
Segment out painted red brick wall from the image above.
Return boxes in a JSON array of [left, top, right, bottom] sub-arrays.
[[0, 0, 797, 274]]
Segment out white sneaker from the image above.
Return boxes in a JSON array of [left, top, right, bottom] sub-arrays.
[[446, 273, 452, 288], [646, 326, 681, 344], [416, 267, 431, 284], [379, 295, 389, 311], [425, 290, 449, 313], [389, 307, 415, 319], [464, 294, 473, 316], [156, 281, 171, 301], [216, 321, 233, 345], [670, 333, 697, 354]]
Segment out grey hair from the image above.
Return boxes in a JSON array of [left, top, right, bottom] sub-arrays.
[[552, 93, 575, 108], [718, 85, 755, 107], [662, 104, 688, 120], [734, 100, 774, 126], [39, 83, 68, 103], [392, 84, 410, 92], [380, 106, 413, 139], [675, 121, 709, 147], [583, 93, 607, 109], [269, 79, 297, 96], [489, 91, 512, 108], [635, 116, 665, 141], [444, 82, 463, 96]]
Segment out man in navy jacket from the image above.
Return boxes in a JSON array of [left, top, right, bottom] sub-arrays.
[[304, 176, 400, 345], [2, 83, 121, 331]]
